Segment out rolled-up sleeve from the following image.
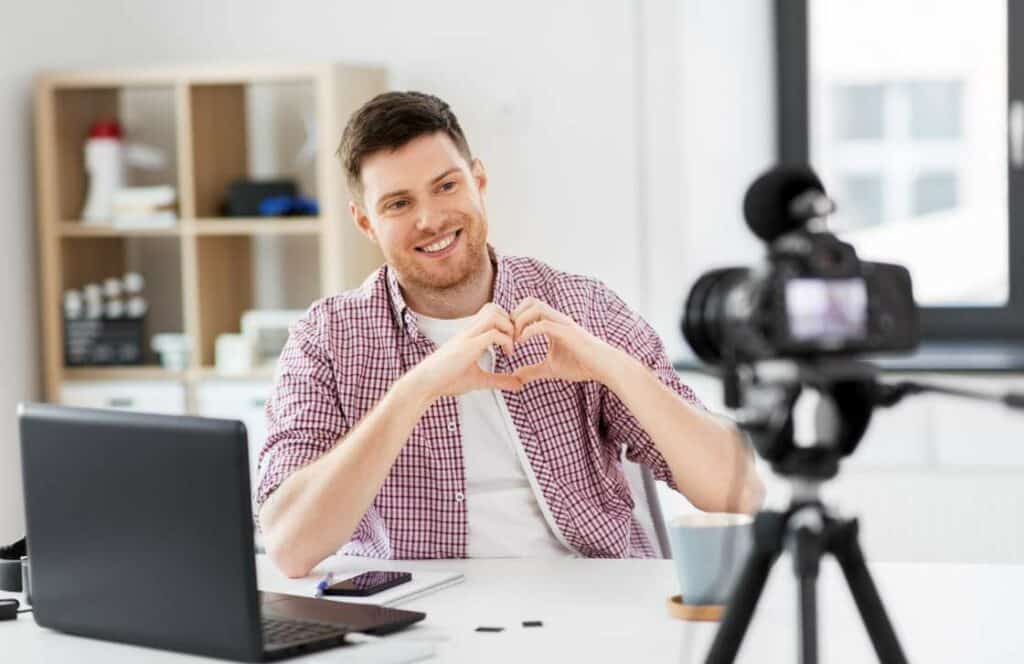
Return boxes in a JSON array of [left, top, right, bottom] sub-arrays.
[[254, 301, 349, 516], [596, 284, 705, 491]]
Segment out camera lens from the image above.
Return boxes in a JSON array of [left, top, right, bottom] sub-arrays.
[[681, 267, 750, 365]]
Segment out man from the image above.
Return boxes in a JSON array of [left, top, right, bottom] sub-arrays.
[[257, 91, 764, 577]]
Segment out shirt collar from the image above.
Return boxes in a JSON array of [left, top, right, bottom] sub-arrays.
[[385, 244, 515, 337]]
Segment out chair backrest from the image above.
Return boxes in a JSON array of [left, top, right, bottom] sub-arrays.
[[622, 459, 672, 558]]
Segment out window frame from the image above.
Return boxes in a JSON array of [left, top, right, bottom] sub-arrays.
[[774, 0, 1024, 341]]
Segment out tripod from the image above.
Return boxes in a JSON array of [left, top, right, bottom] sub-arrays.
[[705, 362, 909, 664], [705, 483, 907, 664]]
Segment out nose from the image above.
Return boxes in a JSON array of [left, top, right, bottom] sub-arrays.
[[414, 200, 446, 234]]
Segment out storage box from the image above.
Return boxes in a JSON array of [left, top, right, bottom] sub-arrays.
[[64, 318, 146, 366]]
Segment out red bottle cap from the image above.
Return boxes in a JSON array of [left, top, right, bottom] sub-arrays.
[[89, 119, 122, 139]]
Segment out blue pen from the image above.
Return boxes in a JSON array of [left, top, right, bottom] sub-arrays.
[[314, 572, 334, 598]]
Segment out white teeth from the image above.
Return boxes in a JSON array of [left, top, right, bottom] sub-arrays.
[[421, 232, 457, 253]]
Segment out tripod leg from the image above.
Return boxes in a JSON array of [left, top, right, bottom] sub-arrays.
[[793, 526, 821, 664], [828, 518, 909, 664], [705, 512, 784, 664]]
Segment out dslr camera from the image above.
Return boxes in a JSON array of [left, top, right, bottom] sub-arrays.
[[682, 165, 919, 366]]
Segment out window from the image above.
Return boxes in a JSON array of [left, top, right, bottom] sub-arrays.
[[833, 84, 884, 140], [839, 173, 884, 229], [912, 171, 958, 216], [776, 0, 1024, 338]]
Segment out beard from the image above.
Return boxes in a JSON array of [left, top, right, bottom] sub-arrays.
[[388, 210, 489, 293]]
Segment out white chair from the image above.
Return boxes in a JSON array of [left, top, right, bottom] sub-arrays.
[[623, 460, 672, 558]]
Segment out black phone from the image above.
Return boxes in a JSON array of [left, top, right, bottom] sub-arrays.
[[323, 571, 412, 597]]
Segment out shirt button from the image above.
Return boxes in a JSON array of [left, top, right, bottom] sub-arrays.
[[447, 421, 457, 434], [454, 492, 465, 503]]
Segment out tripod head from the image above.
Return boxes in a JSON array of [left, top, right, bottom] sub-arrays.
[[720, 358, 879, 481], [721, 355, 1024, 482]]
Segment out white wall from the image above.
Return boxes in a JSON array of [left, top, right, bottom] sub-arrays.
[[0, 0, 668, 543], [0, 15, 42, 544]]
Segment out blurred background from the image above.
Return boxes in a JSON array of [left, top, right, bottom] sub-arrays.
[[1, 0, 1022, 564]]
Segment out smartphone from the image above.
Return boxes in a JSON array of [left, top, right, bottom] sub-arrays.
[[323, 571, 412, 597]]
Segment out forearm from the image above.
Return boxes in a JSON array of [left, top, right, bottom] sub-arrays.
[[260, 370, 435, 577], [602, 348, 764, 514]]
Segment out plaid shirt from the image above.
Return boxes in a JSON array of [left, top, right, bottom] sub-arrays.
[[256, 248, 704, 559]]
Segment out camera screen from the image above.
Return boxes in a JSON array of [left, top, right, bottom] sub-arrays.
[[785, 278, 868, 342]]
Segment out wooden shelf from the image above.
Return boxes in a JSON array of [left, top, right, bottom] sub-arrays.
[[188, 366, 277, 381], [63, 366, 186, 381], [61, 366, 280, 384], [39, 63, 334, 90], [36, 63, 388, 407], [58, 219, 323, 237], [190, 217, 322, 235], [59, 222, 181, 237]]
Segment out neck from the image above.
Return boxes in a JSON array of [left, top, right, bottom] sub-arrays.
[[400, 252, 495, 319]]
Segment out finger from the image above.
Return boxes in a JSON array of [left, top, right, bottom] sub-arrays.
[[514, 297, 571, 321], [466, 364, 523, 393], [467, 304, 514, 338], [512, 305, 545, 340], [513, 301, 572, 339], [482, 370, 524, 393], [513, 361, 550, 384], [518, 320, 569, 345], [464, 362, 520, 389], [474, 329, 516, 357]]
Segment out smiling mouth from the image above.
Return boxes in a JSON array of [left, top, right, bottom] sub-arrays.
[[415, 229, 462, 254]]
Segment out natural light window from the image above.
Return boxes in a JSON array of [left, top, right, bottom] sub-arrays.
[[809, 0, 1008, 307]]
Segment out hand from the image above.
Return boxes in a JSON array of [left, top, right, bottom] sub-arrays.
[[510, 297, 620, 385], [408, 303, 523, 400]]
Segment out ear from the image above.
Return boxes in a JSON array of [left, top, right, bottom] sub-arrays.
[[350, 200, 377, 244], [471, 158, 488, 197]]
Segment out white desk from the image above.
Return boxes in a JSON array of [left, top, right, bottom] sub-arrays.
[[4, 556, 1023, 662]]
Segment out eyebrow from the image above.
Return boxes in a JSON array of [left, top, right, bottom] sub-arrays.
[[377, 168, 462, 204]]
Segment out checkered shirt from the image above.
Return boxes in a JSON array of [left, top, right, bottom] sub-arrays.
[[255, 248, 704, 559]]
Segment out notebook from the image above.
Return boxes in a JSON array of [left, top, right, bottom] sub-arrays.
[[257, 556, 465, 608]]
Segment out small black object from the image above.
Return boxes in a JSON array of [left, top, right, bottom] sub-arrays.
[[742, 164, 827, 242], [224, 179, 298, 217], [64, 318, 145, 366], [0, 538, 26, 560], [0, 539, 25, 593], [522, 620, 543, 628], [0, 598, 19, 621], [323, 571, 412, 597], [475, 626, 504, 633]]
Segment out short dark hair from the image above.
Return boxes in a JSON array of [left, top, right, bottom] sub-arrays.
[[337, 91, 473, 203]]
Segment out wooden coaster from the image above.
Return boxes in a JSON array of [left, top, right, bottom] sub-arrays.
[[667, 595, 724, 622]]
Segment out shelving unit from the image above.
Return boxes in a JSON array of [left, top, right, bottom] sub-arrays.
[[34, 63, 388, 411]]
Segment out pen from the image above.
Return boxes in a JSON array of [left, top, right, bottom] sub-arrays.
[[314, 572, 334, 598]]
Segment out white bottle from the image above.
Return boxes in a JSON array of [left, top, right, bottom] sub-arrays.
[[123, 272, 145, 294], [81, 119, 126, 223]]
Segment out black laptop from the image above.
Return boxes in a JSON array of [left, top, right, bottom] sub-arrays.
[[17, 403, 425, 661]]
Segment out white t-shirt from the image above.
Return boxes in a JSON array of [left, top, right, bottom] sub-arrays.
[[414, 312, 574, 558]]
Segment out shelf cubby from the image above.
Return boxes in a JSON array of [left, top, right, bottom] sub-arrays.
[[36, 63, 388, 407]]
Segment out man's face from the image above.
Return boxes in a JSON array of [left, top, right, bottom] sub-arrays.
[[352, 132, 489, 292]]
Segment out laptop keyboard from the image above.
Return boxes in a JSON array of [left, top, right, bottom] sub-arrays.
[[261, 617, 349, 648]]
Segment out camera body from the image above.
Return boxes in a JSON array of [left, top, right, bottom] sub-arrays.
[[683, 228, 919, 365]]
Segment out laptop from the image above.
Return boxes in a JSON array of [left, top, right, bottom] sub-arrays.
[[17, 403, 425, 661]]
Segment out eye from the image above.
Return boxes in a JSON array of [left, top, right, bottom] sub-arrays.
[[385, 199, 409, 211], [439, 180, 457, 193]]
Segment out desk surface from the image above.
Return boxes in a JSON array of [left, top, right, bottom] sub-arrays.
[[4, 555, 1023, 663]]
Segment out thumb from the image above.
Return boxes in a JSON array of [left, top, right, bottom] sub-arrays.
[[486, 371, 524, 392], [470, 365, 523, 393], [513, 362, 549, 384]]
